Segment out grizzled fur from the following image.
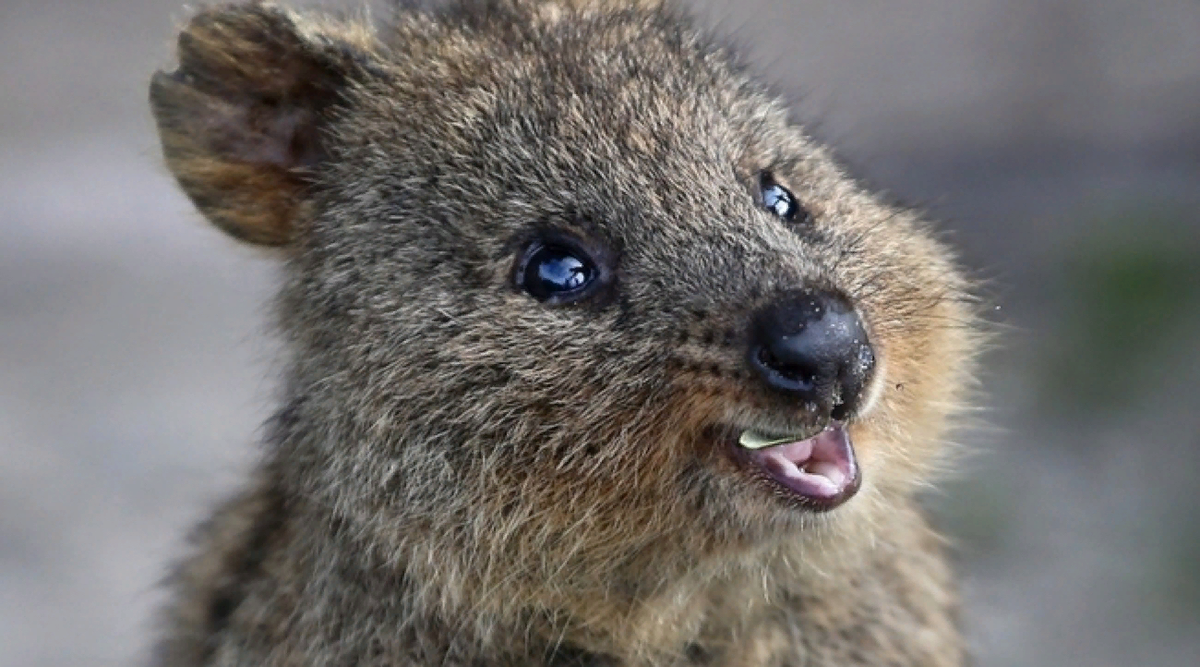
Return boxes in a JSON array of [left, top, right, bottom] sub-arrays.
[[149, 0, 979, 665]]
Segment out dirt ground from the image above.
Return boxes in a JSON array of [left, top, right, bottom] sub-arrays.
[[2, 1, 1199, 665]]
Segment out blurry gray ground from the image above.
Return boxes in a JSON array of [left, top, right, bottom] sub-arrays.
[[2, 1, 1199, 665]]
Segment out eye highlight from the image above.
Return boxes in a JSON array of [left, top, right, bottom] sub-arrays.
[[759, 173, 809, 223], [517, 241, 599, 304]]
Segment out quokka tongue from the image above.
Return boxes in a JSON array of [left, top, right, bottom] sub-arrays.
[[737, 427, 822, 450]]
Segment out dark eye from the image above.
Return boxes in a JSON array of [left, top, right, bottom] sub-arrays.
[[519, 243, 598, 303], [760, 174, 808, 223]]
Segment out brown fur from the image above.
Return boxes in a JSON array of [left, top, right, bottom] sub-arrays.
[[148, 1, 980, 664]]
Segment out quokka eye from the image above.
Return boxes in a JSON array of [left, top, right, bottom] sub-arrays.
[[760, 173, 809, 223], [518, 242, 598, 304]]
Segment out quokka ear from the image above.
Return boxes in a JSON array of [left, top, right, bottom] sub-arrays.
[[150, 3, 378, 246]]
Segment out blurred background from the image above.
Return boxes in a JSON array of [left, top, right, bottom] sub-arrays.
[[2, 0, 1198, 664]]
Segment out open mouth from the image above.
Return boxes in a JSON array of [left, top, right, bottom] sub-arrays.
[[731, 422, 860, 511]]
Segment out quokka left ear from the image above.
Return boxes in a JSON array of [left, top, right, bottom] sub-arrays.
[[149, 3, 379, 246]]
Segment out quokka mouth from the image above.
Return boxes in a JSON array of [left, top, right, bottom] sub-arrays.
[[729, 422, 860, 511]]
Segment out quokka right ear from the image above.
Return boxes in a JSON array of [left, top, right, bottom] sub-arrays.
[[150, 3, 378, 246]]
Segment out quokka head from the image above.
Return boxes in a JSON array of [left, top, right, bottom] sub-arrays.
[[151, 0, 977, 590]]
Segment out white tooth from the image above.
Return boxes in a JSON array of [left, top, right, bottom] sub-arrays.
[[738, 425, 827, 450], [738, 430, 797, 450]]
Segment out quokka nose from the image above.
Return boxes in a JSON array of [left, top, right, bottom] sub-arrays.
[[748, 288, 876, 419]]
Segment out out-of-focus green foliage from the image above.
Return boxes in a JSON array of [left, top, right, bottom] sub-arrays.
[[1039, 206, 1200, 413]]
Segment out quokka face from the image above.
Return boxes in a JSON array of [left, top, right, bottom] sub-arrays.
[[151, 0, 975, 585]]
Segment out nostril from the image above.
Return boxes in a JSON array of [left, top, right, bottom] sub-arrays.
[[751, 344, 818, 391]]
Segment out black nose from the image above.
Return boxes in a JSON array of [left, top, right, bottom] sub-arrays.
[[749, 288, 876, 418]]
